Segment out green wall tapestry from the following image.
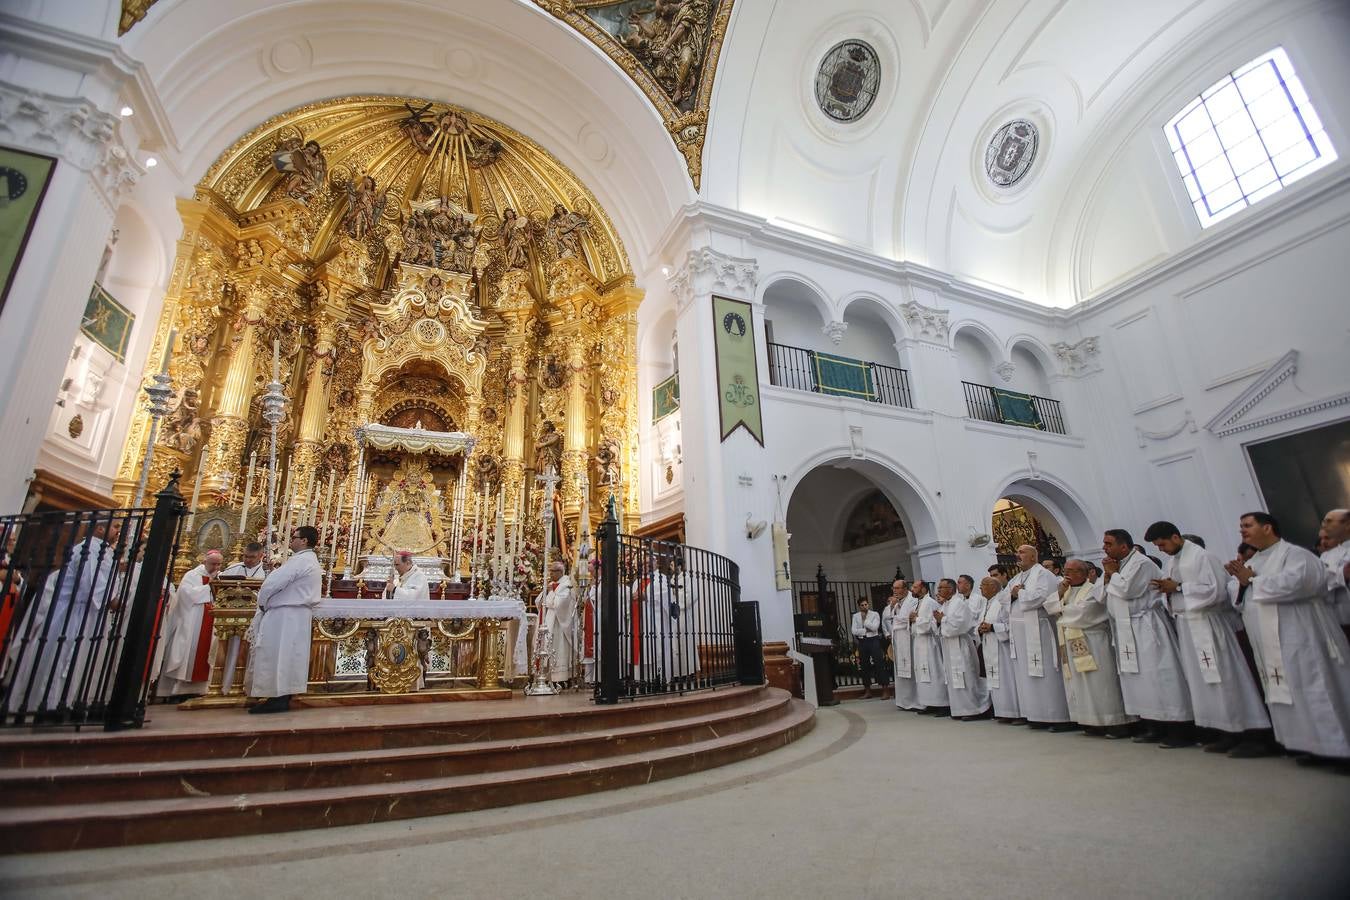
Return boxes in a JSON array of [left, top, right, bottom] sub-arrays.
[[81, 282, 135, 363]]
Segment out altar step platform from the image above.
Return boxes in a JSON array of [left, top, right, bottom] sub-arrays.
[[0, 684, 813, 853]]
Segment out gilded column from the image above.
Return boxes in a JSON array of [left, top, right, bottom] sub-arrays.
[[201, 282, 267, 494], [561, 340, 589, 511], [290, 318, 338, 490], [500, 341, 529, 520]]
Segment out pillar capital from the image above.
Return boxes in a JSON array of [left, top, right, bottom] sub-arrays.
[[667, 247, 758, 313]]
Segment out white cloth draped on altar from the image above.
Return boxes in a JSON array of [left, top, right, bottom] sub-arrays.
[[313, 597, 529, 672]]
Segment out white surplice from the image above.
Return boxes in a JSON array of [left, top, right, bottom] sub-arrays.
[[668, 573, 701, 681], [158, 564, 213, 696], [387, 568, 431, 601], [940, 593, 989, 717], [220, 561, 267, 579], [539, 575, 576, 682], [247, 548, 322, 698], [912, 595, 948, 708], [1050, 580, 1132, 727], [1321, 542, 1350, 626], [880, 600, 902, 640], [892, 595, 920, 710], [980, 587, 1020, 719], [632, 572, 673, 684], [1104, 550, 1192, 722], [1164, 540, 1269, 732], [1245, 540, 1350, 758], [1009, 564, 1070, 723]]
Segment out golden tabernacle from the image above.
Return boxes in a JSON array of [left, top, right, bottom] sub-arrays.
[[114, 95, 641, 594]]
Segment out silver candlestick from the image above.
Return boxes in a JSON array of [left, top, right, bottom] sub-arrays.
[[132, 371, 176, 507], [261, 377, 288, 558], [525, 465, 562, 696]]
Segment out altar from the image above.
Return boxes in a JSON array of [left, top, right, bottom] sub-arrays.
[[186, 580, 532, 707]]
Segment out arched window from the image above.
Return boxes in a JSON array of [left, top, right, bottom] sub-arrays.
[[1164, 47, 1336, 228]]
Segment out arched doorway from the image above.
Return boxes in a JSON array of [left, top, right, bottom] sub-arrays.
[[990, 474, 1098, 568]]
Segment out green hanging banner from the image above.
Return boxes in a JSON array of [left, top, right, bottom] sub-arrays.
[[813, 351, 875, 400], [993, 387, 1043, 429], [712, 296, 764, 445]]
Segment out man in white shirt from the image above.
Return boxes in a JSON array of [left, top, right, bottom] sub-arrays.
[[1146, 522, 1271, 756], [158, 549, 223, 698], [248, 526, 323, 714], [850, 597, 883, 698], [1319, 508, 1350, 639], [1227, 511, 1350, 763], [220, 542, 268, 579], [1009, 545, 1072, 731], [1101, 529, 1193, 747], [385, 550, 431, 601]]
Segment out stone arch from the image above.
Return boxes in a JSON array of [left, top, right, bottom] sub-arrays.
[[987, 468, 1098, 558], [759, 273, 833, 326]]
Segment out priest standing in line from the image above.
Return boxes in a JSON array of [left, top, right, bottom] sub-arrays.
[[1227, 512, 1350, 764], [891, 582, 921, 711], [1045, 559, 1132, 737], [1101, 529, 1193, 747], [1147, 522, 1271, 756], [221, 542, 268, 579], [1008, 544, 1072, 730], [385, 550, 431, 601], [158, 549, 223, 698], [880, 579, 906, 648], [1319, 508, 1350, 641], [850, 597, 884, 699], [540, 559, 576, 687], [977, 575, 1021, 723], [248, 526, 322, 714], [911, 580, 949, 715], [939, 577, 989, 720]]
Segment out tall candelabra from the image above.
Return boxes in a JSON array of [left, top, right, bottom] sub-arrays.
[[132, 370, 176, 507], [526, 466, 561, 696], [261, 374, 288, 558]]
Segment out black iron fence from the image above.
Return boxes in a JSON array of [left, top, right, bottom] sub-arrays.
[[0, 477, 185, 729], [593, 501, 760, 703], [767, 342, 914, 408], [791, 567, 897, 688], [962, 381, 1067, 434]]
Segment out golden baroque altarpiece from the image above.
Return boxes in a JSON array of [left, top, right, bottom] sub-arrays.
[[114, 96, 642, 572]]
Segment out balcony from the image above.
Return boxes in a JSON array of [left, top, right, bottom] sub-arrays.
[[766, 342, 914, 408], [962, 381, 1067, 435]]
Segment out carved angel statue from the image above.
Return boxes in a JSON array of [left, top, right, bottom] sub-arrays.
[[340, 175, 388, 241], [398, 101, 438, 154], [272, 138, 328, 202], [620, 0, 709, 106], [545, 203, 590, 261], [533, 420, 563, 475], [162, 388, 208, 454], [500, 207, 532, 270]]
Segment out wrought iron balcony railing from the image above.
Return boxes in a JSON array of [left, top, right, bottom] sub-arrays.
[[766, 342, 914, 409], [962, 381, 1067, 434]]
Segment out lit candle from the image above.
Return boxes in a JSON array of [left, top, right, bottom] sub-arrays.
[[471, 490, 483, 583], [494, 487, 505, 572], [238, 452, 255, 533], [160, 328, 177, 375]]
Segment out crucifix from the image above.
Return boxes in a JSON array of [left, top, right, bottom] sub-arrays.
[[536, 465, 562, 581]]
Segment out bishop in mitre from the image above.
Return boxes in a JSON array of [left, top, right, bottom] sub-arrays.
[[1147, 522, 1271, 756], [157, 549, 223, 698], [1044, 559, 1132, 736], [1008, 545, 1073, 730], [1229, 512, 1350, 762], [539, 560, 576, 686], [385, 551, 431, 601], [248, 526, 323, 714]]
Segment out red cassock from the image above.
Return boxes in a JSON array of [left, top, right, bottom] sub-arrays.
[[632, 577, 649, 667], [189, 575, 215, 683]]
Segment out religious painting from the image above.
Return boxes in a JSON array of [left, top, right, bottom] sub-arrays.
[[0, 147, 57, 316], [80, 282, 135, 363], [842, 490, 907, 551], [652, 372, 681, 422], [582, 0, 720, 111], [712, 296, 763, 445], [985, 120, 1040, 188], [814, 40, 881, 122]]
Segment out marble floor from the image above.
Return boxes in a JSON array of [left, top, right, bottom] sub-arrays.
[[3, 697, 1348, 899]]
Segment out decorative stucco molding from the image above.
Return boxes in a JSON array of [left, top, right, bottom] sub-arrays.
[[1135, 410, 1197, 447], [822, 320, 848, 345], [1051, 336, 1101, 378], [899, 299, 950, 343], [667, 246, 758, 313], [1203, 350, 1350, 437]]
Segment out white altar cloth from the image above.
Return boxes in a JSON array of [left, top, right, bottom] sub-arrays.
[[314, 598, 529, 672]]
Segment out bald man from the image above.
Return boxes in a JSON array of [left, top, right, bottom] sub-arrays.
[[1009, 544, 1073, 730], [977, 575, 1020, 722], [1320, 509, 1350, 638], [158, 549, 223, 698]]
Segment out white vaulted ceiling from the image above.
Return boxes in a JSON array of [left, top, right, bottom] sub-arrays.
[[707, 0, 1336, 306]]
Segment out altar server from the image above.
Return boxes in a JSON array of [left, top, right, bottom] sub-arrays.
[[938, 577, 989, 719], [158, 550, 223, 697], [1046, 559, 1132, 736], [1147, 522, 1271, 755], [1008, 545, 1072, 730], [1101, 529, 1193, 746], [892, 585, 921, 711], [248, 526, 322, 714], [631, 557, 672, 686], [911, 581, 948, 714], [221, 542, 268, 579], [977, 576, 1020, 722], [540, 559, 576, 685], [386, 550, 431, 601], [1228, 512, 1350, 761]]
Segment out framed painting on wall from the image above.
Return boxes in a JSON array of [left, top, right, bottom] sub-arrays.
[[0, 146, 57, 316], [80, 282, 135, 363]]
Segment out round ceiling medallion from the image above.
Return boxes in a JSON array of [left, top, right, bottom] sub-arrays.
[[814, 40, 881, 123], [985, 119, 1039, 188]]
